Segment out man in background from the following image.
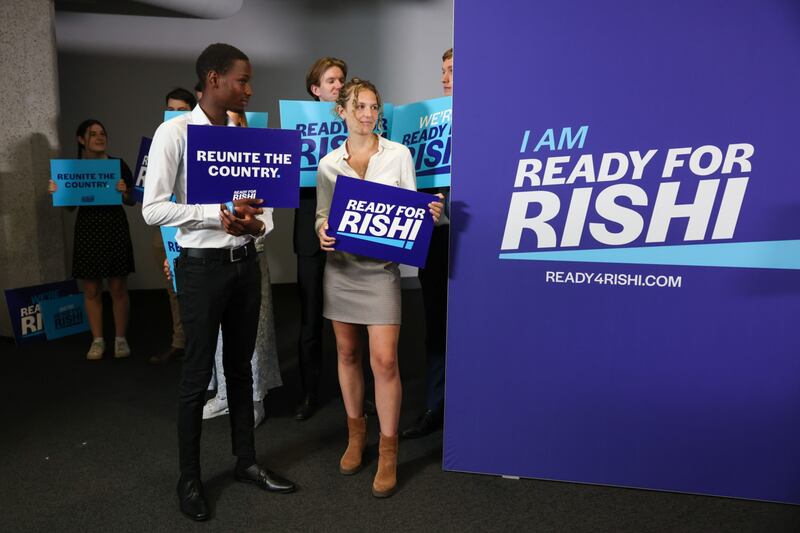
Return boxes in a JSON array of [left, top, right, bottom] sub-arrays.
[[293, 57, 346, 420], [402, 47, 453, 439], [149, 87, 196, 365]]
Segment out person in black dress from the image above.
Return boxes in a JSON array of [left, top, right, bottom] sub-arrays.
[[48, 119, 136, 360]]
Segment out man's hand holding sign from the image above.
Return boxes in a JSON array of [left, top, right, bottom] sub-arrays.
[[219, 198, 267, 237]]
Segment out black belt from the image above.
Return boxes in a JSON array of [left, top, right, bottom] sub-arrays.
[[181, 240, 256, 263]]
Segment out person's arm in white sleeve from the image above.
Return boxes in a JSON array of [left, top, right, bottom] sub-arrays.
[[315, 161, 334, 234], [142, 121, 222, 228], [256, 207, 274, 236], [315, 160, 337, 251]]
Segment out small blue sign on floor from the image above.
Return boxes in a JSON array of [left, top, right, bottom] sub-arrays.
[[41, 294, 89, 340]]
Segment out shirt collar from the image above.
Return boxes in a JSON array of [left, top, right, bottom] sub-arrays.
[[190, 104, 238, 127], [338, 134, 389, 161]]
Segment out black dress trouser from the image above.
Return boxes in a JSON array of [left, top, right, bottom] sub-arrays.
[[175, 248, 261, 477], [296, 251, 326, 396], [418, 224, 450, 413]]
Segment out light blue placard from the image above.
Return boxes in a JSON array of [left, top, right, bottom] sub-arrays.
[[390, 96, 452, 189], [41, 294, 89, 340], [161, 226, 180, 292], [280, 100, 395, 187], [244, 112, 268, 129], [163, 110, 268, 128], [164, 110, 188, 122], [279, 101, 344, 187], [381, 103, 394, 141], [50, 159, 122, 206]]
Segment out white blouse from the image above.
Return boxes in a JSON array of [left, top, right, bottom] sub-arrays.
[[315, 135, 417, 234]]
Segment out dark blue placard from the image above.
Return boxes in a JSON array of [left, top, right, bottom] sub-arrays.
[[4, 280, 80, 344], [186, 125, 300, 207], [446, 0, 800, 505], [133, 136, 152, 204], [327, 176, 436, 268], [41, 294, 89, 340], [50, 159, 122, 206]]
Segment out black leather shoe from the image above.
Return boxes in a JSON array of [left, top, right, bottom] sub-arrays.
[[150, 347, 184, 365], [294, 395, 317, 421], [401, 409, 443, 439], [364, 399, 378, 416], [235, 464, 296, 493], [177, 475, 209, 521]]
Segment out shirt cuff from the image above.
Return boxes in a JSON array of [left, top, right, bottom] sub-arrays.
[[202, 204, 223, 229]]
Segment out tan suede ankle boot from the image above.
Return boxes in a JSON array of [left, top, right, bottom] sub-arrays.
[[339, 415, 367, 475], [372, 432, 398, 498]]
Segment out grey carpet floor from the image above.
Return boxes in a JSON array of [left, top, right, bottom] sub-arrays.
[[1, 286, 798, 532]]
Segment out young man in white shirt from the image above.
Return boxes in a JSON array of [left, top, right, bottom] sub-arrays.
[[402, 47, 453, 439], [143, 43, 295, 522]]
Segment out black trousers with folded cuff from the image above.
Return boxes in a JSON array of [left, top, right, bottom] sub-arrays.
[[175, 244, 261, 477]]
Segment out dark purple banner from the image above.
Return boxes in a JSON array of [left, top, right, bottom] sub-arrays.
[[4, 280, 80, 345], [327, 176, 436, 268], [186, 125, 300, 207], [446, 0, 800, 504], [133, 136, 151, 204]]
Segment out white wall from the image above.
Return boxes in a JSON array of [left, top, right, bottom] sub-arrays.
[[55, 0, 453, 289]]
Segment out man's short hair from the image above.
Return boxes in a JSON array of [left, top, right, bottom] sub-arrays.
[[442, 48, 453, 61], [196, 43, 249, 88], [165, 87, 196, 108], [305, 57, 348, 100]]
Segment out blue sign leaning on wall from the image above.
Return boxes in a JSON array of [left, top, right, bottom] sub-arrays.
[[41, 294, 89, 340], [4, 280, 81, 344]]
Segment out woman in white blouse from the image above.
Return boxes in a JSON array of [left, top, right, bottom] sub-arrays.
[[316, 78, 443, 498]]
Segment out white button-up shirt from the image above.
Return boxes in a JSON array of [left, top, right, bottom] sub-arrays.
[[142, 105, 272, 249], [315, 136, 418, 234]]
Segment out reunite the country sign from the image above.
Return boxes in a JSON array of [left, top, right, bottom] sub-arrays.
[[186, 125, 301, 207], [50, 159, 122, 206]]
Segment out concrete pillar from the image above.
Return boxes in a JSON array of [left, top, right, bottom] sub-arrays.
[[0, 0, 65, 337]]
